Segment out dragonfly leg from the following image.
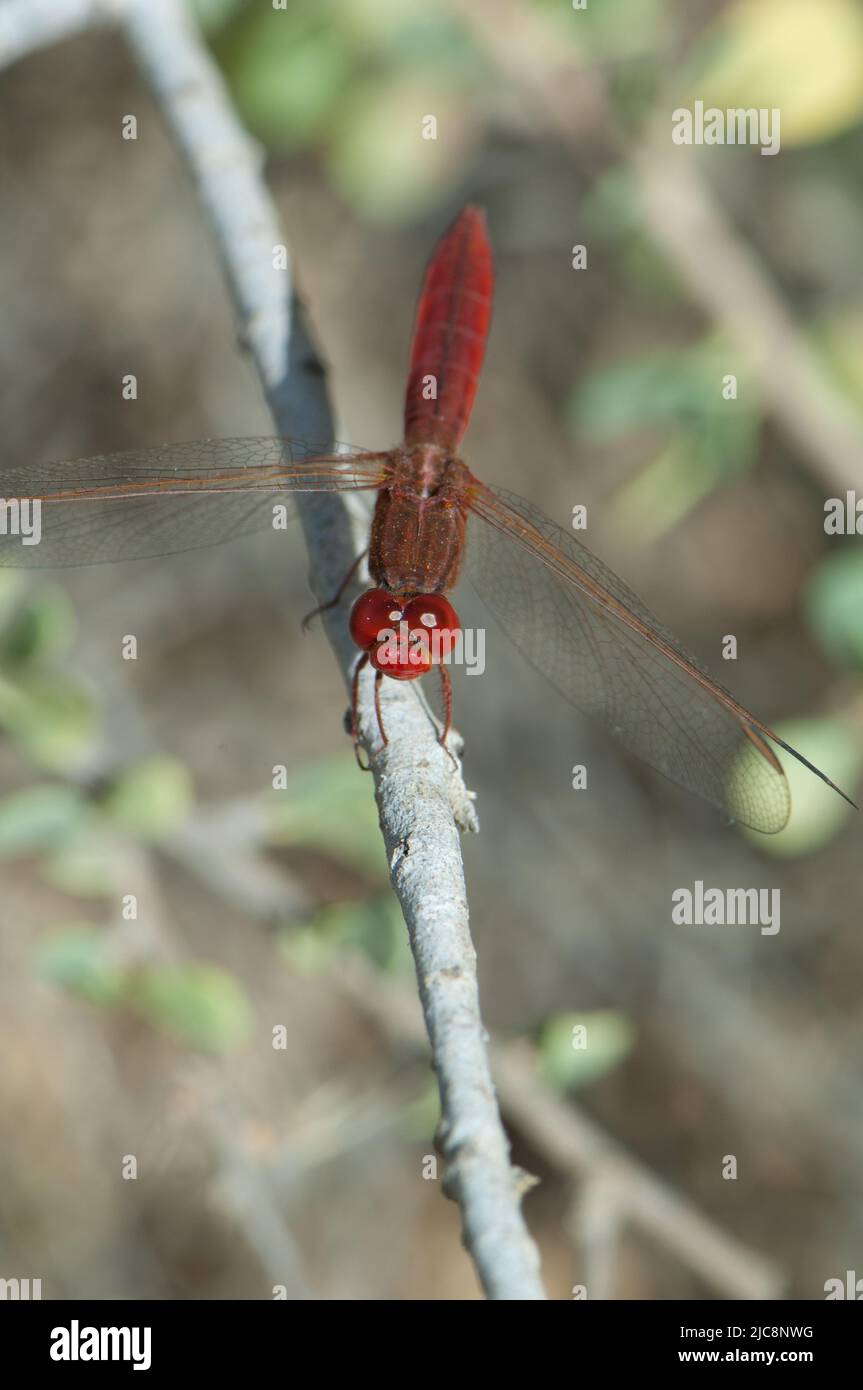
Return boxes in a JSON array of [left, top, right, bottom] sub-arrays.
[[437, 665, 459, 769], [350, 654, 389, 768], [373, 670, 390, 756], [302, 549, 368, 631], [350, 653, 373, 771]]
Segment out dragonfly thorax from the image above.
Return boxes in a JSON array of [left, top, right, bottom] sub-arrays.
[[368, 446, 471, 596]]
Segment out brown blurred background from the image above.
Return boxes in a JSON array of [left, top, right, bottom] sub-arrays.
[[1, 0, 863, 1299]]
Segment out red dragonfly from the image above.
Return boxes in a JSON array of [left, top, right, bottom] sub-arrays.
[[0, 207, 854, 833]]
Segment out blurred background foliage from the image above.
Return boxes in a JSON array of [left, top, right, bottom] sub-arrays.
[[1, 0, 862, 1299]]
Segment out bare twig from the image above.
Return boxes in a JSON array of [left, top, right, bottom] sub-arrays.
[[495, 1040, 783, 1300], [206, 1103, 311, 1300], [632, 137, 863, 496], [167, 800, 314, 921], [3, 0, 545, 1298], [334, 958, 783, 1300], [570, 1175, 624, 1301], [0, 0, 118, 67]]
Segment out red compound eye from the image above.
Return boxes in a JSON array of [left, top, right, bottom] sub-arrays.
[[349, 589, 403, 651], [369, 631, 431, 680], [402, 594, 461, 662]]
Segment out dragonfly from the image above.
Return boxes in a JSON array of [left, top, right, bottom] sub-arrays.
[[0, 206, 854, 834]]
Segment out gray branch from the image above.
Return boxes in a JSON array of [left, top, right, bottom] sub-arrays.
[[3, 0, 546, 1298], [0, 0, 119, 67], [335, 960, 784, 1300]]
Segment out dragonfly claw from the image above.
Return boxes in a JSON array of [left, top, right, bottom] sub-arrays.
[[353, 740, 373, 773], [439, 738, 460, 773]]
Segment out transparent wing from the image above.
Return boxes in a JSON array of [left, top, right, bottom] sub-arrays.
[[465, 482, 852, 833], [0, 438, 389, 567]]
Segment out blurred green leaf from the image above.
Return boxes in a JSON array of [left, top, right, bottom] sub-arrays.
[[131, 963, 253, 1053], [37, 927, 253, 1053], [327, 77, 476, 220], [572, 343, 752, 442], [42, 828, 123, 898], [278, 924, 334, 975], [574, 351, 690, 437], [583, 165, 643, 243], [741, 717, 862, 856], [341, 0, 435, 45], [610, 439, 722, 541], [531, 0, 669, 59], [0, 588, 77, 670], [267, 754, 386, 877], [282, 896, 408, 975], [101, 757, 194, 840], [582, 166, 681, 302], [223, 3, 354, 149], [0, 671, 95, 770], [0, 571, 27, 626], [189, 0, 244, 33], [0, 784, 87, 858], [539, 1010, 634, 1093], [36, 926, 124, 1006], [570, 340, 759, 537], [805, 550, 863, 670], [219, 0, 478, 215], [814, 306, 863, 410], [693, 0, 863, 147]]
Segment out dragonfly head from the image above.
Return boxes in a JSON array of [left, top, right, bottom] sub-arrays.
[[349, 588, 460, 680]]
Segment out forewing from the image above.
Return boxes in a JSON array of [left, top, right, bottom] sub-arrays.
[[0, 438, 388, 567]]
